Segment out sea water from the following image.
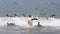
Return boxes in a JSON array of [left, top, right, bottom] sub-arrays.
[[0, 0, 60, 34], [0, 0, 60, 18]]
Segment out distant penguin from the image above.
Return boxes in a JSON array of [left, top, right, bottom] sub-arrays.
[[14, 14, 17, 16], [50, 14, 56, 17], [6, 14, 9, 17], [37, 22, 42, 27], [7, 22, 15, 26]]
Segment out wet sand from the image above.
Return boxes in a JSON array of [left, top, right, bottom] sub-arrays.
[[0, 25, 60, 34]]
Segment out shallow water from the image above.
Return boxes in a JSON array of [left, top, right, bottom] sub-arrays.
[[0, 0, 60, 18], [0, 25, 60, 34]]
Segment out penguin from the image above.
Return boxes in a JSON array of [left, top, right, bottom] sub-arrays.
[[37, 22, 42, 27]]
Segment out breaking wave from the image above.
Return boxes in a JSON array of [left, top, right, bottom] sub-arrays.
[[0, 17, 60, 28]]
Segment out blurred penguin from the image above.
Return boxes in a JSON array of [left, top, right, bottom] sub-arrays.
[[37, 22, 42, 27], [6, 14, 9, 17], [27, 15, 33, 28]]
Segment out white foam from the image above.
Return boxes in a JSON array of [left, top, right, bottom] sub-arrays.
[[0, 17, 60, 27]]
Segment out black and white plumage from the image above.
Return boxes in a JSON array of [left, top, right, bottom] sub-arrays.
[[7, 23, 15, 26]]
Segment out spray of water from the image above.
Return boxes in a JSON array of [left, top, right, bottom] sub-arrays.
[[0, 17, 60, 28]]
